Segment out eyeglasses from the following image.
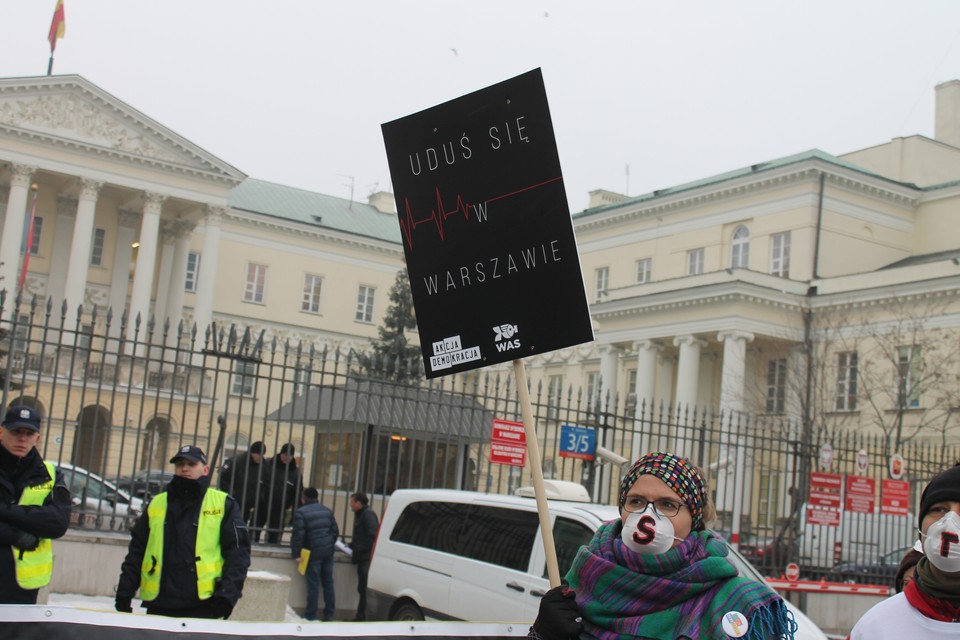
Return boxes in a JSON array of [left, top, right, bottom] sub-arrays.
[[623, 495, 686, 517]]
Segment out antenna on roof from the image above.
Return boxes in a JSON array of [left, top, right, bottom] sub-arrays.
[[338, 174, 355, 210]]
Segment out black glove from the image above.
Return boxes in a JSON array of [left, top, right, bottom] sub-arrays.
[[14, 531, 39, 551], [211, 597, 234, 620], [115, 596, 133, 613], [531, 583, 582, 640]]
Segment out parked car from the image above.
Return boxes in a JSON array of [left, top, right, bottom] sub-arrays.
[[368, 483, 829, 639], [827, 545, 912, 585], [59, 462, 143, 531], [110, 468, 174, 500]]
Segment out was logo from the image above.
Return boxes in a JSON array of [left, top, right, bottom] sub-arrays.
[[493, 323, 520, 352]]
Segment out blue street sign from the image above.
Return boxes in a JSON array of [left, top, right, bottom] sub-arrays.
[[559, 424, 596, 461]]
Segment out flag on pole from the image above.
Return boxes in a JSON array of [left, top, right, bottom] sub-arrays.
[[48, 0, 65, 52], [18, 186, 39, 293]]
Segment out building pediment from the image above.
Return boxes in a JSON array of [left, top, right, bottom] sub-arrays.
[[0, 75, 245, 185]]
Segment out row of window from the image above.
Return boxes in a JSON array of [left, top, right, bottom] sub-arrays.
[[592, 228, 792, 300], [537, 345, 922, 417], [20, 221, 378, 325]]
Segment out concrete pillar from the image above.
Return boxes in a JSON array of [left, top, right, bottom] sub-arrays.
[[715, 330, 755, 534], [673, 335, 705, 413], [127, 192, 164, 342], [192, 205, 224, 338], [631, 340, 661, 461], [598, 344, 622, 502], [45, 197, 77, 312], [62, 178, 102, 313], [108, 211, 139, 338], [164, 220, 194, 340], [0, 164, 36, 305]]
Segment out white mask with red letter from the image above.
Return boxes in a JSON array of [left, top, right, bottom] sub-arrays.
[[621, 507, 682, 555], [922, 511, 960, 573]]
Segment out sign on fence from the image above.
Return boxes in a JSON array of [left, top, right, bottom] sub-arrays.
[[844, 475, 876, 514], [808, 472, 842, 526], [490, 418, 526, 467], [381, 69, 594, 379], [881, 478, 911, 516], [558, 424, 596, 461]]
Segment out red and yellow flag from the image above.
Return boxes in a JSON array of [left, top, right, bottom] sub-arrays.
[[48, 0, 65, 52]]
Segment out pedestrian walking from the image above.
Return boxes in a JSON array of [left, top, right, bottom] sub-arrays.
[[291, 487, 339, 621], [115, 445, 251, 619], [349, 491, 378, 621], [0, 405, 71, 604]]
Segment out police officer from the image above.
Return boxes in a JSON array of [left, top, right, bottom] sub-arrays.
[[115, 445, 251, 618], [0, 405, 71, 604]]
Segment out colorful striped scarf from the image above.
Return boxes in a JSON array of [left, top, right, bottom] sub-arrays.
[[566, 523, 796, 640]]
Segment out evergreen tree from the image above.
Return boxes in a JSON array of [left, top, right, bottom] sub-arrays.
[[361, 268, 421, 381]]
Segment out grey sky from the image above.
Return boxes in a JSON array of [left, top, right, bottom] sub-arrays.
[[3, 1, 960, 212]]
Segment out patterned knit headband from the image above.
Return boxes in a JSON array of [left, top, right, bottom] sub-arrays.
[[618, 452, 706, 530]]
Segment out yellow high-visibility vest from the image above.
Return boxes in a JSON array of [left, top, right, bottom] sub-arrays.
[[14, 461, 56, 589], [138, 489, 227, 601]]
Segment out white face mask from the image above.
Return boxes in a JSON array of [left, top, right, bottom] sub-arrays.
[[921, 511, 960, 573], [621, 507, 682, 555]]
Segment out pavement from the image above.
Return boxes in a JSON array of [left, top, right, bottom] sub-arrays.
[[46, 593, 304, 622]]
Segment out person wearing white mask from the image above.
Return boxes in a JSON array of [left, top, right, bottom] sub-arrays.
[[850, 462, 960, 638], [529, 452, 797, 640]]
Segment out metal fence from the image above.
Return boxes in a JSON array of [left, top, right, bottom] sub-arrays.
[[2, 291, 958, 586]]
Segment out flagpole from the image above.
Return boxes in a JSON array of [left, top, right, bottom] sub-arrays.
[[47, 54, 54, 76]]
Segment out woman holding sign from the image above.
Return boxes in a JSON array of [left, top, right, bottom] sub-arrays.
[[529, 452, 797, 640]]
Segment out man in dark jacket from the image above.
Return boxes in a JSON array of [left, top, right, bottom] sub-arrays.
[[258, 442, 302, 543], [218, 441, 266, 538], [291, 487, 338, 621], [115, 445, 251, 619], [349, 491, 378, 621], [0, 405, 71, 604]]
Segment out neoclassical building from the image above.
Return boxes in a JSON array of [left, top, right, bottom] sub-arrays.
[[538, 81, 960, 454]]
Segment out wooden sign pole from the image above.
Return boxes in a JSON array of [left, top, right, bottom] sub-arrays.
[[513, 358, 562, 587]]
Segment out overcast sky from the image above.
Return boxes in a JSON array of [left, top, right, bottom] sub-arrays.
[[3, 1, 960, 212]]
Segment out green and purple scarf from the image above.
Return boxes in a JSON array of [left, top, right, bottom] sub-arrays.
[[566, 523, 796, 640]]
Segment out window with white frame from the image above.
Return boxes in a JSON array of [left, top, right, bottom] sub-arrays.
[[594, 267, 609, 302], [897, 345, 921, 409], [21, 216, 42, 254], [835, 351, 858, 411], [585, 372, 600, 412], [90, 228, 106, 266], [766, 358, 787, 414], [231, 360, 258, 397], [547, 374, 564, 420], [635, 258, 652, 284], [771, 231, 791, 278], [301, 274, 323, 313], [244, 263, 267, 303], [626, 369, 638, 415], [356, 285, 375, 322], [185, 252, 201, 292], [687, 248, 705, 275], [730, 225, 750, 269]]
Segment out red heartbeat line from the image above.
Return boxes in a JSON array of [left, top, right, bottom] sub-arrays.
[[399, 176, 562, 250]]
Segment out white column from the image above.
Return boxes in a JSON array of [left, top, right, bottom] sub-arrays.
[[0, 164, 36, 304], [598, 344, 622, 503], [127, 192, 164, 342], [192, 205, 224, 337], [718, 330, 754, 415], [164, 220, 194, 340], [153, 224, 176, 330], [62, 178, 102, 313], [673, 335, 705, 412], [108, 211, 138, 337], [46, 197, 77, 311], [631, 340, 661, 461], [715, 330, 755, 533]]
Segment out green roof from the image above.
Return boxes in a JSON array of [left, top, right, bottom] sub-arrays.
[[229, 178, 401, 244], [574, 149, 917, 219]]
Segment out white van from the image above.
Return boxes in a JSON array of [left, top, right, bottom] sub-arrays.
[[797, 502, 916, 570], [368, 483, 828, 640]]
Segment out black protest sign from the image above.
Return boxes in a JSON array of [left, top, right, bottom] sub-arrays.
[[381, 69, 593, 378]]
